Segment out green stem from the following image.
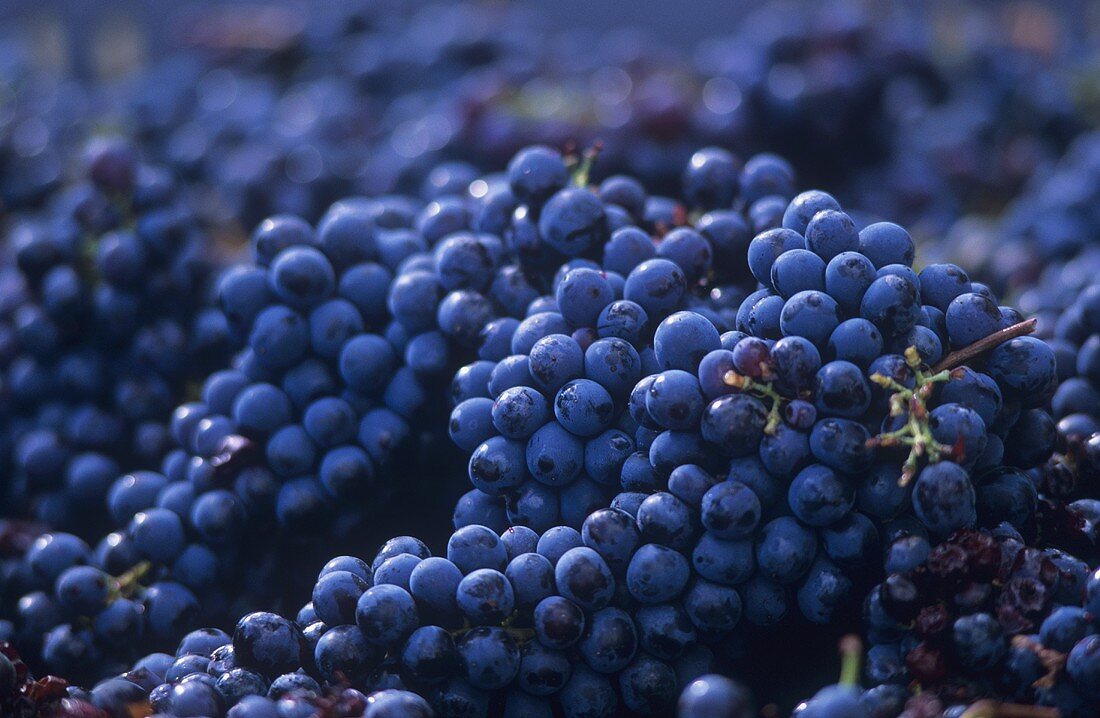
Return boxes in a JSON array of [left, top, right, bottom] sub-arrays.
[[570, 142, 603, 188], [838, 635, 862, 687], [722, 370, 785, 435], [866, 349, 954, 486], [111, 560, 153, 600]]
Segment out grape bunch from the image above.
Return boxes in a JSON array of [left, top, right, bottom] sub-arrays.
[[1, 188, 482, 681], [448, 145, 799, 532], [0, 137, 229, 534], [1021, 273, 1100, 510], [653, 194, 1056, 617], [945, 141, 1100, 538], [1041, 282, 1100, 432], [79, 509, 745, 718], [445, 174, 1060, 633]]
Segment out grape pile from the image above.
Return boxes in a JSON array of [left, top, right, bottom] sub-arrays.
[[3, 143, 1056, 716], [0, 2, 1099, 717], [0, 138, 229, 534]]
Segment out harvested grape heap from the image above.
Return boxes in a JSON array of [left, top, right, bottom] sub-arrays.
[[1, 2, 1100, 716], [0, 135, 1073, 718]]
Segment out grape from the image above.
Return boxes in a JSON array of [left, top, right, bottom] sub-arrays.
[[814, 361, 871, 419], [788, 465, 854, 527], [756, 517, 817, 584], [828, 319, 883, 368], [945, 292, 1002, 348], [682, 147, 742, 209], [554, 380, 615, 437], [858, 222, 915, 269], [912, 462, 977, 538], [860, 274, 920, 337], [989, 336, 1058, 404], [780, 291, 841, 348], [1068, 636, 1100, 700], [556, 269, 614, 328], [699, 482, 761, 539], [658, 228, 714, 286], [805, 210, 860, 262], [623, 259, 687, 318], [508, 147, 568, 208], [536, 527, 584, 565], [771, 249, 826, 298], [677, 674, 754, 718], [918, 264, 972, 312], [538, 189, 609, 258], [783, 191, 841, 235], [491, 387, 550, 440], [654, 311, 722, 373]]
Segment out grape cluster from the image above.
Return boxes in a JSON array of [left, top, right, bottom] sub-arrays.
[[929, 133, 1100, 535], [67, 621, 432, 718], [934, 136, 1100, 474], [689, 198, 1054, 615], [448, 145, 798, 533], [445, 179, 1060, 634], [1, 188, 479, 681], [79, 510, 744, 718], [1025, 279, 1100, 503], [0, 138, 229, 534]]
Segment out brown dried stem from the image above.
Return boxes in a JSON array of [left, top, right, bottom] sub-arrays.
[[933, 318, 1038, 373]]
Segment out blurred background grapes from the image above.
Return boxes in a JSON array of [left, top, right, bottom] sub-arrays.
[[3, 0, 1098, 239]]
